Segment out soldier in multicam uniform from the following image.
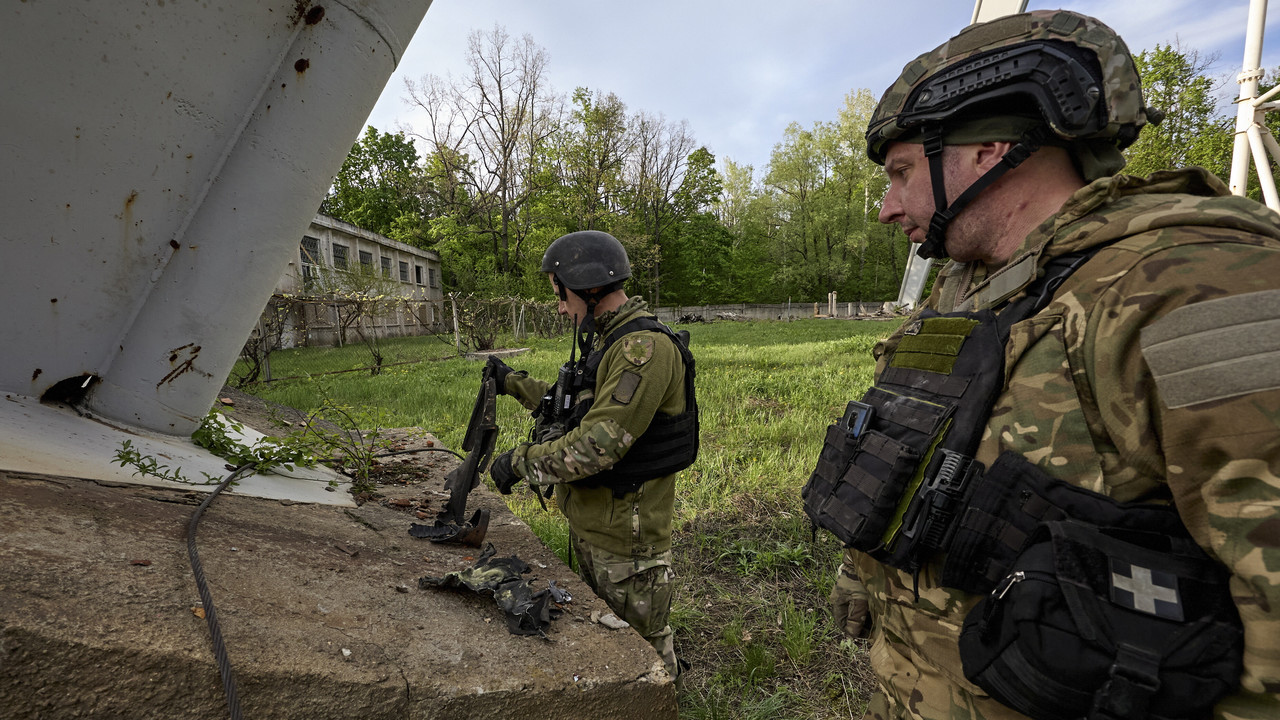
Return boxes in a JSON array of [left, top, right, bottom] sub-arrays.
[[487, 230, 696, 681], [814, 9, 1280, 720]]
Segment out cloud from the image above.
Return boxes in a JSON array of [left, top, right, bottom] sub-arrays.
[[363, 0, 1277, 174]]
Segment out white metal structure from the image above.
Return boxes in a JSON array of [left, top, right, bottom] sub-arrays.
[[1230, 0, 1280, 211], [0, 0, 433, 500]]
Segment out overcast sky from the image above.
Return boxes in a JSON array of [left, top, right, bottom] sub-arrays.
[[363, 0, 1279, 175]]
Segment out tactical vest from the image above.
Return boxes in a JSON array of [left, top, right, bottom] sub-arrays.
[[555, 317, 699, 497], [802, 247, 1243, 720], [803, 249, 1099, 576]]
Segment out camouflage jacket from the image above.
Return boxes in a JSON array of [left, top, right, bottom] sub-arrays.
[[852, 168, 1280, 720], [505, 297, 686, 558]]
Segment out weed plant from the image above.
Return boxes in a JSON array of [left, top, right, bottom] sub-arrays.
[[244, 316, 900, 718]]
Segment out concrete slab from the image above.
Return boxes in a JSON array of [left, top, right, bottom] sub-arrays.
[[0, 459, 675, 717]]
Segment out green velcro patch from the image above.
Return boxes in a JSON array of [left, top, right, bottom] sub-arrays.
[[620, 335, 655, 367], [612, 370, 642, 405], [1140, 289, 1280, 409], [890, 317, 980, 375]]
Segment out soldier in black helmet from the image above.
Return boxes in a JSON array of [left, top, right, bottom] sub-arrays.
[[487, 230, 698, 681]]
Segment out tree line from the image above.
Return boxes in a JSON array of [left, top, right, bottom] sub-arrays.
[[321, 26, 1279, 306]]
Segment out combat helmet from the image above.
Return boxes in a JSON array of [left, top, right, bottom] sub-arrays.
[[541, 230, 631, 298], [866, 10, 1159, 259]]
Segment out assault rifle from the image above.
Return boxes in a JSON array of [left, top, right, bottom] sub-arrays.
[[408, 363, 498, 546]]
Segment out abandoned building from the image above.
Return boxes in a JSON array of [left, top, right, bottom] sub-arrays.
[[257, 213, 447, 349]]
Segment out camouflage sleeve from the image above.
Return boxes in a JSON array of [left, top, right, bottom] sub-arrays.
[[504, 372, 550, 412], [1084, 238, 1280, 718], [512, 331, 683, 486]]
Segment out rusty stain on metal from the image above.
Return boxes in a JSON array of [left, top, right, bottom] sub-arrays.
[[32, 369, 42, 382], [168, 239, 180, 250], [157, 357, 196, 387], [158, 344, 209, 387], [304, 6, 325, 25], [294, 58, 310, 73], [124, 190, 138, 208]]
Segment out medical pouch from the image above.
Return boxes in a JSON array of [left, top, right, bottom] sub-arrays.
[[959, 518, 1243, 720]]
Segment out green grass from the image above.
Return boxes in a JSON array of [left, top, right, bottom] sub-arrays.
[[240, 316, 899, 718]]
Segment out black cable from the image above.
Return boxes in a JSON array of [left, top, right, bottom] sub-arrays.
[[188, 462, 256, 720], [372, 447, 465, 460]]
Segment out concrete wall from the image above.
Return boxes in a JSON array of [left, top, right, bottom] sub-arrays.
[[282, 214, 444, 302], [249, 214, 447, 349], [654, 302, 898, 324]]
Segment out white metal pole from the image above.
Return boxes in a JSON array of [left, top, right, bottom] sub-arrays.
[[1230, 0, 1270, 202]]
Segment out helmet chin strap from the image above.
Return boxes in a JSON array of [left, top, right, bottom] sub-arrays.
[[919, 124, 1049, 260], [555, 276, 605, 359]]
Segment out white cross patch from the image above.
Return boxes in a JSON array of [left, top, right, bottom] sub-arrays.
[[1109, 558, 1183, 621]]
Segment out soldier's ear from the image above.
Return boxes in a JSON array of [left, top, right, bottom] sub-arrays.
[[973, 141, 1015, 173]]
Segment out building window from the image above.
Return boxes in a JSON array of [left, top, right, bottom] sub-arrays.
[[380, 256, 391, 278], [300, 237, 321, 289], [359, 250, 373, 270], [398, 261, 409, 282], [428, 267, 438, 288], [332, 243, 348, 270], [415, 265, 424, 285]]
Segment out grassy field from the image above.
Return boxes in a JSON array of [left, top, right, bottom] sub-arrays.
[[242, 316, 900, 718]]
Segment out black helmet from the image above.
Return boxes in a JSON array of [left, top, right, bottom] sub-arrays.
[[540, 231, 631, 291], [866, 10, 1158, 260]]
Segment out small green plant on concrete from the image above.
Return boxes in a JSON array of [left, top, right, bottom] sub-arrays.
[[191, 409, 317, 473], [291, 392, 394, 493], [113, 439, 219, 485]]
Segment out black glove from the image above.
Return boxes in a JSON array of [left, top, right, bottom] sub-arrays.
[[486, 355, 514, 395], [489, 450, 521, 495]]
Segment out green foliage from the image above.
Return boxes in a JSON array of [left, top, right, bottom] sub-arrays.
[[756, 88, 904, 303], [1125, 44, 1233, 179], [113, 409, 320, 486], [322, 126, 427, 245], [113, 439, 216, 485], [322, 29, 1269, 310], [190, 409, 316, 474], [779, 594, 821, 667]]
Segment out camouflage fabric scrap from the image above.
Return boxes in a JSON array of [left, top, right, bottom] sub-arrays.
[[418, 542, 562, 637], [851, 168, 1280, 720]]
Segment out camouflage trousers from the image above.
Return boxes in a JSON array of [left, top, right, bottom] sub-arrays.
[[571, 532, 678, 680]]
